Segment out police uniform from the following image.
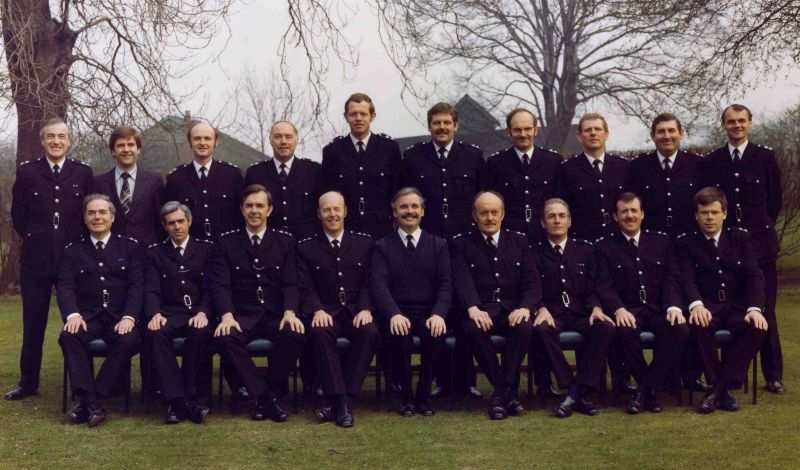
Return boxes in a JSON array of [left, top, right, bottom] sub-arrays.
[[297, 231, 379, 398], [628, 150, 702, 238], [673, 228, 767, 387], [144, 237, 215, 402], [450, 229, 538, 396], [558, 154, 630, 241], [699, 143, 782, 383], [57, 234, 144, 399], [321, 134, 402, 238], [245, 157, 324, 240], [208, 228, 304, 399], [163, 159, 244, 241], [94, 167, 165, 246], [10, 156, 93, 393], [487, 146, 562, 243], [531, 238, 614, 391], [595, 231, 689, 392]]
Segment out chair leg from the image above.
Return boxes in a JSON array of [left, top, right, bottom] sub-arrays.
[[292, 362, 299, 412], [62, 360, 68, 414], [752, 352, 758, 405], [526, 357, 533, 409], [217, 353, 223, 407], [374, 357, 381, 411]]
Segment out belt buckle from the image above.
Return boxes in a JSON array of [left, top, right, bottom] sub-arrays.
[[339, 292, 347, 305], [602, 212, 611, 225], [358, 199, 365, 214], [718, 289, 726, 302], [666, 215, 673, 228], [442, 203, 449, 217], [256, 286, 264, 303], [102, 289, 109, 308], [183, 294, 192, 308], [524, 208, 532, 222], [639, 289, 647, 303], [53, 212, 60, 229], [561, 292, 570, 307], [203, 221, 212, 237], [492, 288, 500, 302]]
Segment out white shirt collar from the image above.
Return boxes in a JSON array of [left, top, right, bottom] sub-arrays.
[[90, 233, 112, 247], [514, 147, 534, 162], [246, 227, 267, 242], [325, 231, 345, 245], [482, 230, 501, 245], [548, 237, 567, 251], [192, 159, 212, 176], [728, 141, 748, 159], [623, 230, 641, 245], [273, 156, 295, 172], [171, 235, 189, 251], [115, 165, 138, 180], [705, 229, 723, 244], [398, 227, 422, 246], [656, 151, 678, 164], [46, 157, 65, 171], [434, 140, 454, 156], [585, 153, 605, 167], [350, 133, 371, 150]]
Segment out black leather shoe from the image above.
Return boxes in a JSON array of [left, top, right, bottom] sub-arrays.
[[697, 391, 718, 414], [335, 402, 354, 428], [86, 403, 107, 428], [489, 396, 507, 420], [415, 401, 436, 417], [430, 386, 449, 399], [268, 398, 289, 422], [469, 386, 483, 399], [554, 396, 576, 418], [234, 387, 251, 402], [613, 378, 638, 395], [184, 401, 207, 424], [165, 405, 181, 424], [314, 405, 335, 422], [626, 391, 645, 415], [537, 384, 565, 398], [577, 396, 599, 416], [68, 402, 89, 424], [398, 401, 415, 417], [718, 391, 740, 412], [685, 379, 712, 392], [4, 386, 37, 401], [251, 402, 268, 421], [505, 396, 524, 416], [766, 380, 786, 394]]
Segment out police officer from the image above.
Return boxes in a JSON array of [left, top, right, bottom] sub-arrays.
[[297, 191, 379, 428], [699, 104, 784, 394], [487, 108, 562, 244], [245, 121, 323, 240], [321, 93, 402, 238], [6, 118, 94, 401], [210, 185, 305, 422], [595, 193, 689, 414], [144, 202, 214, 424], [450, 191, 538, 420], [558, 113, 629, 241], [163, 120, 244, 241], [531, 198, 615, 418], [57, 194, 143, 427], [674, 187, 768, 413]]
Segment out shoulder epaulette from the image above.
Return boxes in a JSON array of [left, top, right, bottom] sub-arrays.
[[676, 232, 694, 239], [167, 164, 188, 175], [19, 158, 39, 166], [298, 236, 314, 244], [349, 230, 371, 239], [644, 229, 668, 237], [508, 229, 526, 237], [379, 133, 393, 140], [490, 149, 504, 158], [573, 238, 592, 246], [218, 160, 239, 169], [68, 158, 90, 166], [451, 232, 467, 240], [65, 238, 84, 250], [594, 235, 608, 244], [117, 234, 139, 244], [562, 155, 578, 163], [220, 229, 240, 237], [196, 238, 214, 244], [755, 143, 773, 151], [632, 152, 649, 160], [730, 227, 749, 233], [405, 141, 425, 152], [276, 229, 294, 238], [329, 135, 346, 144], [148, 242, 160, 249], [248, 160, 263, 168], [459, 141, 481, 151]]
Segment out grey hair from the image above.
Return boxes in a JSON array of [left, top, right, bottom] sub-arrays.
[[391, 187, 426, 210], [161, 201, 193, 221], [83, 193, 115, 215], [40, 118, 72, 140], [541, 197, 570, 221]]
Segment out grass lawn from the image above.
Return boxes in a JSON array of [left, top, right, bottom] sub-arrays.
[[1, 287, 798, 469]]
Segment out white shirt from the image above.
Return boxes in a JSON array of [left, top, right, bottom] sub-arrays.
[[350, 133, 371, 151], [515, 147, 534, 164], [325, 231, 344, 247], [482, 230, 501, 246], [172, 236, 189, 255], [114, 166, 137, 198], [246, 227, 267, 244], [657, 151, 678, 168], [68, 233, 134, 322], [728, 141, 749, 160], [624, 231, 641, 247], [548, 238, 567, 252], [193, 159, 212, 179], [434, 141, 454, 159], [398, 227, 422, 247], [46, 157, 65, 172], [585, 154, 605, 172]]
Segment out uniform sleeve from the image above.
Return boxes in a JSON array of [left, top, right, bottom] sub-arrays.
[[585, 247, 603, 312], [123, 243, 145, 322], [230, 169, 245, 232], [673, 238, 702, 307], [56, 247, 81, 321], [660, 240, 683, 312], [198, 246, 214, 315], [10, 167, 28, 236], [765, 150, 782, 223], [162, 173, 177, 206], [388, 140, 404, 197], [320, 146, 337, 193], [518, 245, 542, 311], [475, 151, 489, 192], [208, 243, 235, 318], [370, 244, 401, 318], [296, 248, 324, 316], [740, 232, 766, 309], [356, 242, 374, 312], [143, 249, 162, 320], [151, 176, 167, 241], [281, 239, 301, 315], [450, 238, 480, 312], [432, 239, 453, 318], [594, 244, 625, 314]]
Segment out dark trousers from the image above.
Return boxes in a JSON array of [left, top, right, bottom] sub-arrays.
[[59, 313, 141, 397], [462, 313, 532, 393], [309, 315, 380, 398], [434, 315, 475, 394], [215, 315, 305, 398], [146, 319, 213, 401], [691, 307, 767, 386], [759, 260, 782, 381], [613, 310, 690, 390], [389, 318, 444, 402], [532, 312, 615, 390], [18, 274, 57, 391]]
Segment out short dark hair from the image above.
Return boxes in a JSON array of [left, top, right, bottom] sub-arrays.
[[616, 192, 643, 212], [186, 120, 219, 142], [109, 125, 141, 151], [344, 93, 375, 114], [650, 113, 683, 135], [577, 113, 608, 133], [693, 186, 728, 212], [721, 104, 753, 123], [241, 184, 273, 207], [506, 108, 537, 129], [391, 187, 425, 210], [40, 118, 71, 140], [541, 198, 570, 221], [427, 102, 458, 126]]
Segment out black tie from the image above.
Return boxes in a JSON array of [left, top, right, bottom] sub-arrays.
[[732, 148, 741, 164], [331, 239, 340, 250], [175, 245, 183, 257], [199, 166, 207, 183], [357, 141, 365, 154], [252, 234, 260, 247], [486, 235, 497, 253], [96, 240, 105, 251], [406, 234, 415, 251], [593, 159, 602, 177], [279, 163, 288, 180], [663, 156, 672, 174], [554, 244, 562, 257], [438, 147, 447, 161], [522, 153, 530, 168], [629, 237, 637, 249], [120, 172, 132, 215], [53, 164, 60, 177], [708, 237, 717, 250]]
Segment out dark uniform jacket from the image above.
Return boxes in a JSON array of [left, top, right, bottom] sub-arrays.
[[627, 150, 702, 238], [144, 237, 215, 325], [57, 234, 144, 322], [487, 146, 562, 243], [245, 157, 323, 240], [673, 228, 765, 315], [699, 143, 782, 263], [321, 134, 402, 238], [450, 229, 541, 318], [208, 228, 299, 330], [296, 231, 373, 318], [595, 230, 681, 315], [558, 154, 629, 241], [11, 157, 94, 276], [163, 159, 244, 240], [94, 167, 164, 246], [401, 141, 487, 238], [533, 238, 601, 316]]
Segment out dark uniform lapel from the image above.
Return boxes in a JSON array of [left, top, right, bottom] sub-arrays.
[[183, 162, 203, 189], [614, 231, 637, 256], [101, 170, 123, 211], [576, 155, 597, 178], [339, 231, 354, 256], [37, 158, 57, 182], [528, 148, 543, 174]]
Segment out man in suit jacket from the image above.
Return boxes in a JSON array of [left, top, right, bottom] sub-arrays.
[[209, 185, 305, 422], [94, 126, 164, 246], [321, 93, 403, 239], [699, 104, 784, 394], [558, 113, 629, 241], [450, 191, 539, 420], [144, 202, 214, 424], [245, 121, 323, 240], [57, 194, 143, 427], [674, 187, 768, 413], [371, 187, 452, 417], [297, 191, 379, 428], [6, 118, 94, 401], [531, 198, 615, 418], [595, 193, 689, 414]]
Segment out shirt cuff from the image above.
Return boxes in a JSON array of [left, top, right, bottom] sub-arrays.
[[746, 307, 762, 314], [666, 306, 682, 315], [688, 300, 703, 312], [122, 315, 136, 323], [66, 313, 82, 320]]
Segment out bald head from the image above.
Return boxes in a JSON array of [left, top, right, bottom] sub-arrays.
[[188, 121, 218, 162], [473, 191, 505, 235], [318, 190, 347, 237]]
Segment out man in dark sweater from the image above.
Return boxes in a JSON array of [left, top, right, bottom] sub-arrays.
[[371, 187, 452, 417]]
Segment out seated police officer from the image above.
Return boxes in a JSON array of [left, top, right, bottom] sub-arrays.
[[58, 194, 143, 427], [595, 193, 690, 414], [450, 191, 538, 420], [210, 185, 305, 422], [297, 191, 379, 428], [531, 198, 615, 418], [144, 201, 214, 424], [674, 187, 768, 413]]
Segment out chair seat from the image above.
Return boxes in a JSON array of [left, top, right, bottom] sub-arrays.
[[444, 336, 457, 349], [640, 331, 657, 347], [558, 331, 585, 348], [714, 329, 734, 344], [489, 335, 506, 348], [87, 339, 109, 355], [245, 338, 276, 356], [172, 337, 185, 352], [336, 337, 352, 350]]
